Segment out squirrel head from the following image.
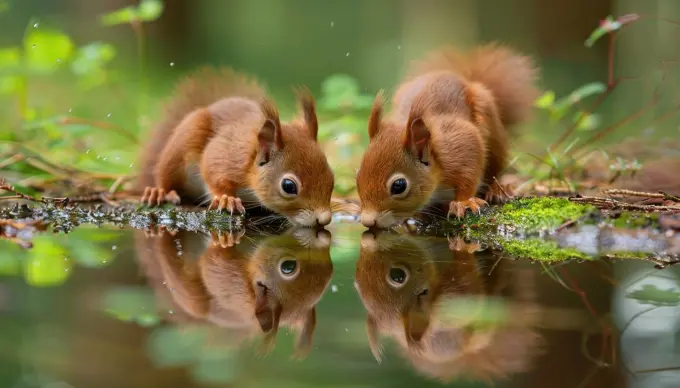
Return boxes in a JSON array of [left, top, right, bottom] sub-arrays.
[[201, 227, 333, 358], [356, 91, 439, 229], [354, 230, 440, 362], [250, 89, 335, 227]]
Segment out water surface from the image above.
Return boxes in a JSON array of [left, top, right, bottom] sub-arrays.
[[1, 221, 679, 388]]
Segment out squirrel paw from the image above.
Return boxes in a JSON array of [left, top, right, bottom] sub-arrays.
[[141, 187, 181, 207], [447, 235, 482, 253], [143, 224, 178, 238], [448, 197, 488, 219], [208, 194, 246, 215], [484, 181, 514, 204], [209, 229, 245, 248]]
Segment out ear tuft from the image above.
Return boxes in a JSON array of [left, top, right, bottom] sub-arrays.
[[368, 90, 385, 140], [294, 86, 319, 141], [257, 97, 283, 161]]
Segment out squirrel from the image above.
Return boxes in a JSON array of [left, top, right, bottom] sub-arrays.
[[133, 226, 333, 358], [354, 230, 543, 383], [137, 67, 335, 227], [356, 44, 539, 228]]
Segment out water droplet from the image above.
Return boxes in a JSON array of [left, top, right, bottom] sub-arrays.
[[106, 113, 111, 118], [346, 52, 350, 57], [32, 44, 36, 49], [129, 163, 134, 168], [331, 284, 338, 293], [115, 156, 120, 160], [85, 149, 90, 154], [68, 108, 72, 113], [330, 21, 335, 27], [33, 23, 39, 28], [170, 62, 175, 67], [345, 328, 349, 332], [397, 45, 401, 50], [56, 58, 61, 63], [102, 260, 107, 264], [169, 310, 174, 314], [111, 245, 117, 250], [162, 281, 167, 285], [96, 155, 100, 160]]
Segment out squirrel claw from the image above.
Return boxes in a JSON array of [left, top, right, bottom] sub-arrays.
[[209, 229, 245, 248], [209, 195, 246, 214], [448, 197, 488, 219], [141, 187, 181, 207], [447, 235, 481, 253], [484, 181, 513, 204]]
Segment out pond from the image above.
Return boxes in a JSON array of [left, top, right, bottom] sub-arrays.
[[1, 204, 680, 388]]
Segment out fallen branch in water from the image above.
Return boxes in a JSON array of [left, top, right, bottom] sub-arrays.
[[569, 195, 680, 214]]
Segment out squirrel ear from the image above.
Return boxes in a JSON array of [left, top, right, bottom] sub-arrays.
[[295, 87, 318, 141], [293, 308, 316, 359], [257, 98, 283, 163], [368, 90, 385, 140], [403, 117, 431, 164], [366, 314, 384, 363]]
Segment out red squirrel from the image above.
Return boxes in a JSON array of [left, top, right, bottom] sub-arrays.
[[137, 67, 335, 227], [354, 231, 542, 383], [356, 44, 539, 228], [133, 226, 333, 358]]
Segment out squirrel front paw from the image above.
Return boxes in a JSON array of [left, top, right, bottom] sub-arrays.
[[484, 181, 514, 205], [208, 194, 246, 214], [209, 229, 245, 248], [141, 187, 181, 206], [448, 197, 488, 218]]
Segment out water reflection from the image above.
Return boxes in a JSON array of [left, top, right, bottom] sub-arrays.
[[355, 231, 544, 383], [134, 227, 333, 358]]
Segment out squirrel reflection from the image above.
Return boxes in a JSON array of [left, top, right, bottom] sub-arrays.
[[134, 227, 333, 358], [355, 231, 543, 383]]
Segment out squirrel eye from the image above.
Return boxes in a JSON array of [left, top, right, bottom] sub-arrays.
[[387, 266, 409, 288], [281, 178, 298, 196], [279, 259, 299, 279], [390, 178, 408, 196]]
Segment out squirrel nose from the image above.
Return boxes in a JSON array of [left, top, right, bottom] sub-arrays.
[[316, 210, 332, 226], [360, 212, 378, 228]]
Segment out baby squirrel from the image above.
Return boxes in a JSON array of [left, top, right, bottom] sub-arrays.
[[356, 44, 539, 228], [137, 67, 335, 227]]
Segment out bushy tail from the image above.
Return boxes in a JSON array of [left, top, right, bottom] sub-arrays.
[[408, 43, 539, 130], [138, 67, 266, 189]]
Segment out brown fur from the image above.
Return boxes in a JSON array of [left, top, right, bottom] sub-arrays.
[[133, 227, 333, 358], [137, 67, 335, 227], [354, 231, 543, 383], [356, 44, 539, 228]]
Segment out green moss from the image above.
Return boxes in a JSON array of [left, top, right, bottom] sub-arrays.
[[443, 197, 594, 235], [611, 212, 659, 229], [498, 238, 592, 262], [604, 250, 656, 260]]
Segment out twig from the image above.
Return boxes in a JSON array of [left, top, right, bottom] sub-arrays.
[[58, 117, 138, 144], [569, 195, 680, 214], [0, 154, 24, 169], [0, 180, 43, 203], [556, 218, 579, 232], [604, 189, 680, 202], [492, 176, 513, 199]]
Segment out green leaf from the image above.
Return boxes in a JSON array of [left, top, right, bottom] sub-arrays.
[[23, 29, 75, 74], [627, 284, 680, 307], [534, 90, 555, 108], [71, 42, 116, 76], [573, 111, 600, 131], [100, 6, 138, 26], [585, 14, 639, 47], [138, 0, 164, 21], [24, 237, 73, 287], [0, 47, 21, 68], [0, 75, 22, 95]]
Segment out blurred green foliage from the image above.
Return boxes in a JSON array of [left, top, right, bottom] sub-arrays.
[[100, 0, 164, 26], [0, 226, 119, 287], [103, 285, 161, 327]]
